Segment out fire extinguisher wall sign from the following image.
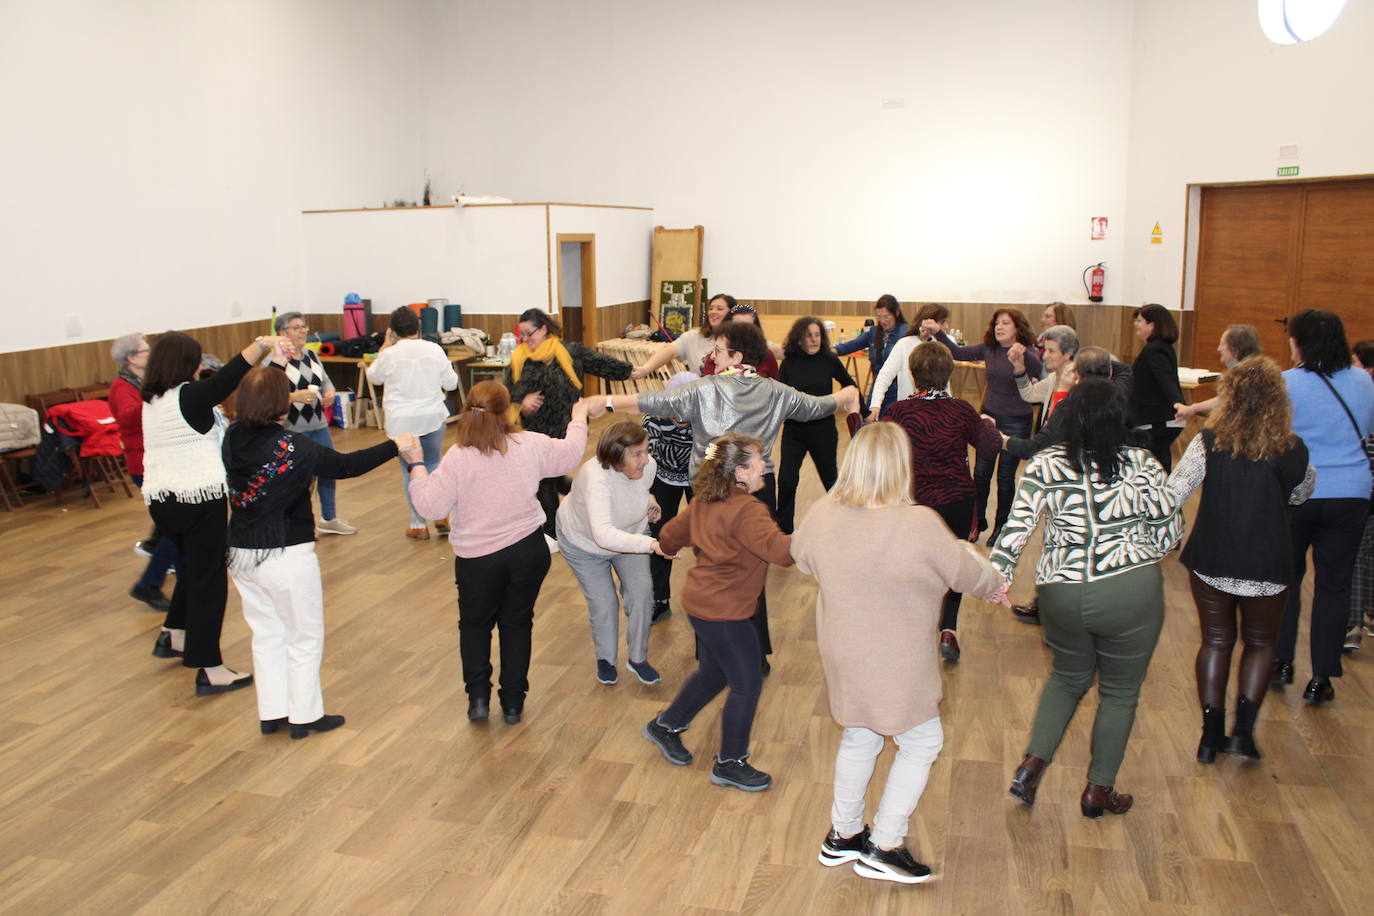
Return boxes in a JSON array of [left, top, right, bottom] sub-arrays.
[[1083, 263, 1105, 303]]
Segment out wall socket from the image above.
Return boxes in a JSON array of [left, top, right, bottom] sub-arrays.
[[64, 315, 82, 338], [230, 299, 242, 317]]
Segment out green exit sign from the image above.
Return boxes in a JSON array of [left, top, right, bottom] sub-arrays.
[[1277, 166, 1300, 177]]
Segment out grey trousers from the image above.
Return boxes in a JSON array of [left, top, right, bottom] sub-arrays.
[[556, 523, 653, 665]]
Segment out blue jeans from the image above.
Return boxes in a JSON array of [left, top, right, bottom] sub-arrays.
[[297, 426, 337, 520], [399, 426, 445, 527]]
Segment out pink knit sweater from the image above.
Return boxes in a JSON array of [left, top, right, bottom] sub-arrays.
[[410, 420, 587, 558]]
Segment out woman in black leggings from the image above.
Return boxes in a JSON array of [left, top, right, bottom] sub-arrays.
[[776, 317, 855, 533]]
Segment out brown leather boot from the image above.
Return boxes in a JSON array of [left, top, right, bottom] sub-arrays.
[[1080, 783, 1133, 818], [1008, 755, 1047, 807]]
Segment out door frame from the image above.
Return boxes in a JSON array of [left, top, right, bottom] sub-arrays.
[[556, 233, 598, 389]]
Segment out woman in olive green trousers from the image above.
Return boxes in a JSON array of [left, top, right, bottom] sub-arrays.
[[988, 379, 1182, 818]]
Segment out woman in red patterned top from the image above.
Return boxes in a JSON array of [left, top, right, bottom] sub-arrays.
[[881, 341, 1002, 661]]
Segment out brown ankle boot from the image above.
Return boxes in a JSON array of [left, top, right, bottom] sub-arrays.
[[1080, 783, 1133, 818], [1009, 755, 1047, 807]]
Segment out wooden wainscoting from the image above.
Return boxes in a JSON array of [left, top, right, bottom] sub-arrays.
[[0, 320, 275, 407]]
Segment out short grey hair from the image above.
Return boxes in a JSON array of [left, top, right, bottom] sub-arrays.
[[110, 332, 146, 368], [1040, 324, 1080, 357], [274, 311, 306, 333], [1074, 346, 1112, 379], [1223, 324, 1261, 361]]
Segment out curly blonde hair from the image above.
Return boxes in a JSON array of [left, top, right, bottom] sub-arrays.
[[1207, 356, 1297, 461]]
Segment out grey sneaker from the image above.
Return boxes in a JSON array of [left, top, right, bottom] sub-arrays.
[[316, 517, 357, 535], [596, 659, 618, 685], [642, 716, 692, 766], [710, 757, 771, 792]]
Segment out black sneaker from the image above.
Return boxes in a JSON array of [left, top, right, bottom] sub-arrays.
[[818, 825, 869, 866], [651, 599, 671, 625], [627, 659, 661, 684], [854, 839, 932, 884], [596, 659, 618, 685], [643, 716, 693, 766], [710, 757, 771, 792], [133, 539, 157, 559], [130, 583, 170, 612]]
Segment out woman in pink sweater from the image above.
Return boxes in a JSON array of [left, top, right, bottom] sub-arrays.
[[408, 381, 591, 725], [792, 423, 1005, 885]]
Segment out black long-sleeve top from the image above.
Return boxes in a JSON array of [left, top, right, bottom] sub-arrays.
[[778, 350, 855, 429], [1129, 339, 1183, 427], [145, 352, 254, 433]]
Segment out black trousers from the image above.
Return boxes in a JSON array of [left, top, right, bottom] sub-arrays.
[[973, 412, 1031, 532], [148, 495, 228, 669], [648, 476, 691, 602], [661, 616, 763, 761], [536, 477, 560, 537], [751, 473, 776, 656], [1189, 573, 1288, 707], [930, 495, 977, 631], [1276, 497, 1369, 679], [776, 420, 839, 535], [453, 528, 552, 707], [1146, 424, 1182, 473]]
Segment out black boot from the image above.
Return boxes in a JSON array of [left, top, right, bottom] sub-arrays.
[[1224, 695, 1262, 759], [1197, 705, 1226, 764]]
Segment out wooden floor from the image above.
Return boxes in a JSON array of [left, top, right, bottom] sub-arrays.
[[2, 416, 1371, 915]]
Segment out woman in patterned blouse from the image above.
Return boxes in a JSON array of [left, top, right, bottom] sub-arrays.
[[990, 378, 1182, 820]]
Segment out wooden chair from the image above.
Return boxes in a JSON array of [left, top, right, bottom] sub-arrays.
[[22, 388, 133, 508]]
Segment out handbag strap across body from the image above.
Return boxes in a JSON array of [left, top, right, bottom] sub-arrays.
[[1315, 372, 1365, 445]]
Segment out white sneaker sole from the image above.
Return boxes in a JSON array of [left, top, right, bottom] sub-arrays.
[[852, 860, 932, 884], [818, 848, 862, 867], [315, 528, 357, 536]]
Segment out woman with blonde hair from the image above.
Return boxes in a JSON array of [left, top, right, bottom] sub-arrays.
[[1167, 357, 1312, 762], [409, 381, 592, 725], [792, 422, 1003, 884], [641, 432, 792, 793]]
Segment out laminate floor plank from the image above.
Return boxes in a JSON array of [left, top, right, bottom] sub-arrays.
[[1, 416, 1369, 914]]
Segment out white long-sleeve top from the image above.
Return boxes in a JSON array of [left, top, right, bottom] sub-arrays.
[[869, 335, 921, 411], [555, 456, 657, 556], [365, 338, 458, 437]]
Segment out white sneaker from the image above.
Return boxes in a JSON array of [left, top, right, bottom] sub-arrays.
[[545, 534, 560, 554], [316, 518, 358, 536]]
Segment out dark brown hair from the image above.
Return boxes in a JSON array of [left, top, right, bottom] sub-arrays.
[[596, 419, 648, 470], [234, 368, 291, 427], [390, 306, 420, 337], [519, 308, 562, 338], [713, 322, 768, 368], [783, 317, 832, 357], [982, 308, 1035, 349], [701, 294, 737, 335], [873, 294, 905, 352], [908, 340, 953, 390], [1134, 304, 1179, 344], [455, 380, 517, 454], [142, 332, 204, 402], [691, 432, 763, 502], [905, 303, 950, 337]]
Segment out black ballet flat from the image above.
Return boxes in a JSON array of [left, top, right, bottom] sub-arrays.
[[260, 718, 288, 735]]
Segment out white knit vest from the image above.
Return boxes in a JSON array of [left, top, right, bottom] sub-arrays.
[[141, 384, 228, 504]]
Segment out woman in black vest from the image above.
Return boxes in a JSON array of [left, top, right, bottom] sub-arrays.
[[1166, 357, 1312, 762]]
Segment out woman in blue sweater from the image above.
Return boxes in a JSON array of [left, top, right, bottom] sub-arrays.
[[1273, 310, 1374, 704], [835, 295, 907, 416]]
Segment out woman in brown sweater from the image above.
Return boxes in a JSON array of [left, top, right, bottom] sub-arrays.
[[792, 423, 1004, 884], [641, 432, 793, 793]]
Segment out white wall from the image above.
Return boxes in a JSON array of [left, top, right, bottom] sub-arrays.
[[1123, 0, 1374, 309], [423, 0, 1136, 305], [1, 0, 429, 352], [547, 206, 654, 308]]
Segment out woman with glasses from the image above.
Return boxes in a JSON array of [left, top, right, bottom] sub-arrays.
[[270, 312, 353, 535]]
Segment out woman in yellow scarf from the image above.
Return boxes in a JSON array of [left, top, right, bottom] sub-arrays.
[[508, 309, 634, 541]]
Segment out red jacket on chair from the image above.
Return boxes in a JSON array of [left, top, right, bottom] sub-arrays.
[[45, 400, 123, 457]]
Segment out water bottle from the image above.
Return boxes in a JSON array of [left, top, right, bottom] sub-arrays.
[[497, 332, 517, 364]]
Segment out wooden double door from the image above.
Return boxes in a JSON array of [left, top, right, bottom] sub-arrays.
[[1193, 177, 1374, 369]]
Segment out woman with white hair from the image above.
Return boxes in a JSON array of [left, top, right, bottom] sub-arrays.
[[109, 331, 179, 611], [792, 422, 1004, 884]]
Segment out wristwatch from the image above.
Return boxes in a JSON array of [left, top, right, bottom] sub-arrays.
[[406, 461, 425, 472], [605, 396, 615, 413]]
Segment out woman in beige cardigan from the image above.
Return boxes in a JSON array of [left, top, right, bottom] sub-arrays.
[[792, 423, 1005, 885]]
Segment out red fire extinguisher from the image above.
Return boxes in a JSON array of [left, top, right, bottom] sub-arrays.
[[1083, 263, 1105, 303]]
